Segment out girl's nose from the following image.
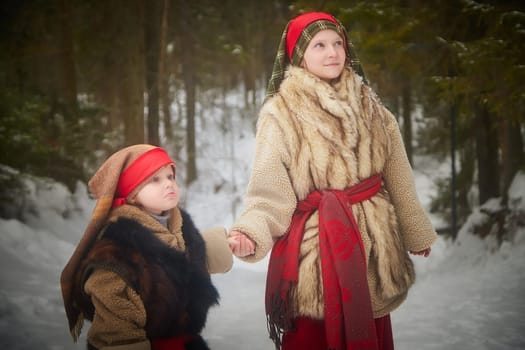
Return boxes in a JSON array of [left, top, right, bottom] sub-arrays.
[[327, 45, 337, 56]]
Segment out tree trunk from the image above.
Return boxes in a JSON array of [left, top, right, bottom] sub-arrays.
[[402, 82, 413, 165], [500, 118, 524, 204], [178, 0, 197, 184], [456, 140, 476, 222], [122, 0, 146, 145], [159, 0, 173, 142], [474, 102, 500, 205], [183, 69, 197, 185], [58, 0, 78, 116], [144, 0, 162, 146]]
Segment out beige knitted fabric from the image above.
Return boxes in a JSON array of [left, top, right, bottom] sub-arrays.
[[232, 66, 437, 319], [201, 226, 233, 274]]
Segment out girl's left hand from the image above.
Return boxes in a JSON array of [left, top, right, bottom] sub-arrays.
[[410, 247, 431, 257], [228, 230, 255, 257]]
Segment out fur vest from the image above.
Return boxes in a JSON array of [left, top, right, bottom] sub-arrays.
[[74, 206, 219, 348], [232, 66, 437, 318]]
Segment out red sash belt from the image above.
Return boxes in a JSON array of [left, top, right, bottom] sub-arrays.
[[266, 174, 382, 350], [151, 335, 194, 350]]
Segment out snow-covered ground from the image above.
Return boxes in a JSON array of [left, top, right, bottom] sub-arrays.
[[1, 108, 524, 349]]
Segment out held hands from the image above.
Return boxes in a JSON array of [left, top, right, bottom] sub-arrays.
[[228, 230, 255, 257], [410, 247, 431, 257]]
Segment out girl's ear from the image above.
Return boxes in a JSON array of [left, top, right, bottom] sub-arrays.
[[300, 59, 307, 69]]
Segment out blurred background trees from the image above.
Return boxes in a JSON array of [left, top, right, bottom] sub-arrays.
[[1, 0, 524, 233]]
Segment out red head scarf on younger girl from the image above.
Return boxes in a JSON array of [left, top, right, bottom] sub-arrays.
[[112, 147, 175, 207]]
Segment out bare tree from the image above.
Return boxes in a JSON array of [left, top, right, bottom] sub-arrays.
[[58, 0, 78, 115], [159, 0, 174, 142], [144, 0, 162, 145], [176, 0, 197, 184], [500, 118, 524, 204], [474, 101, 500, 204]]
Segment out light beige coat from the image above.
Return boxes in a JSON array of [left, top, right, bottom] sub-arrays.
[[232, 66, 437, 319]]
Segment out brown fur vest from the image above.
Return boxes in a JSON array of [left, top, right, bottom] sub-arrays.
[[74, 209, 219, 341]]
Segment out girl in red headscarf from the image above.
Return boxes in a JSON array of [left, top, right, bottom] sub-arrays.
[[61, 144, 233, 350], [229, 12, 436, 350]]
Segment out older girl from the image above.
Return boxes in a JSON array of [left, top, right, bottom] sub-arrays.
[[229, 11, 436, 350]]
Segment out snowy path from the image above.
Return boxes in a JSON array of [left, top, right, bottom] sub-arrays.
[[1, 169, 525, 349]]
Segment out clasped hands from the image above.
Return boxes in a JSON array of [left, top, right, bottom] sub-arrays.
[[228, 230, 255, 257], [409, 247, 431, 257]]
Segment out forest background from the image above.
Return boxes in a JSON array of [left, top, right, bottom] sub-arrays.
[[1, 0, 524, 237]]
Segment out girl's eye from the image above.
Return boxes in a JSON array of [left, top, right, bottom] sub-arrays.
[[335, 40, 344, 46], [150, 176, 160, 183], [313, 42, 324, 48], [168, 174, 174, 181]]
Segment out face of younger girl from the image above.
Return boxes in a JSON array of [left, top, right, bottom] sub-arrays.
[[301, 29, 345, 82], [135, 165, 179, 215]]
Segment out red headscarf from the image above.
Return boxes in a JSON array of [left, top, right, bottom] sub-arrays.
[[285, 12, 340, 60], [113, 147, 175, 207]]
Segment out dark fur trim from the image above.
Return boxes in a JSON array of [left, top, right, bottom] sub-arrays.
[[79, 214, 219, 340], [180, 208, 207, 272]]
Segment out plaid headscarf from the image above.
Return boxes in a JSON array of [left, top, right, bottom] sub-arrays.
[[265, 12, 367, 100]]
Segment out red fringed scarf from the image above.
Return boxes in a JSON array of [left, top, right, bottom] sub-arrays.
[[266, 174, 382, 350]]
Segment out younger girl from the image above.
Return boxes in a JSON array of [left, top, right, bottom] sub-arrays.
[[61, 144, 232, 350]]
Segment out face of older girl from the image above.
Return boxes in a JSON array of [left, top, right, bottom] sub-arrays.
[[301, 29, 345, 82]]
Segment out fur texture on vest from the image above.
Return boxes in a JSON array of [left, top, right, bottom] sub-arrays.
[[75, 208, 218, 348]]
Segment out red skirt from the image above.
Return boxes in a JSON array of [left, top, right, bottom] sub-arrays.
[[151, 335, 194, 350], [282, 314, 394, 350]]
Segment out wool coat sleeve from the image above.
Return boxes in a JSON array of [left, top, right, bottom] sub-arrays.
[[231, 114, 298, 263], [201, 226, 233, 273], [84, 269, 150, 350], [382, 110, 437, 252]]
